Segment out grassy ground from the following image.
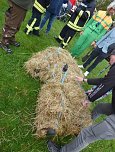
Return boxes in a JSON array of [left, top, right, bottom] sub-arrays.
[[0, 1, 115, 152]]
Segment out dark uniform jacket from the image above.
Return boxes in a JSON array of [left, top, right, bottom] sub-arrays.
[[67, 4, 90, 31], [67, 0, 96, 32], [87, 63, 115, 113], [33, 0, 51, 14], [83, 0, 96, 18], [11, 0, 35, 10]]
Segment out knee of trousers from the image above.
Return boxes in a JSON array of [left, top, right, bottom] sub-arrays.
[[2, 27, 17, 38], [79, 127, 96, 144]]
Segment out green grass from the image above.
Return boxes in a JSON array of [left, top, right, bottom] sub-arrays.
[[0, 1, 115, 152]]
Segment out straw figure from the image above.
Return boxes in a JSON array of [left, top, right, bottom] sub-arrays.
[[25, 47, 92, 138]]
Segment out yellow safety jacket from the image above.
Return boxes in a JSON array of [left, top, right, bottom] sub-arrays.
[[92, 10, 112, 30]]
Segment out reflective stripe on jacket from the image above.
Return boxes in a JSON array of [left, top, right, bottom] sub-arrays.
[[34, 0, 50, 13], [67, 9, 90, 31], [87, 63, 115, 113]]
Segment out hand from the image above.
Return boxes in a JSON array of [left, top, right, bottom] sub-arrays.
[[76, 76, 83, 82], [80, 31, 83, 35], [91, 41, 97, 48], [82, 100, 90, 107], [72, 5, 77, 10], [91, 41, 96, 46]]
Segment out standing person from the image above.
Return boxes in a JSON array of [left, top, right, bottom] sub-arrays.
[[24, 0, 50, 36], [71, 1, 115, 57], [55, 0, 96, 48], [47, 50, 115, 152], [0, 0, 35, 53], [39, 0, 64, 34], [79, 27, 115, 76]]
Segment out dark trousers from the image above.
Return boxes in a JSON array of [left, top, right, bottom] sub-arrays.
[[25, 7, 42, 34], [59, 25, 76, 47], [2, 0, 26, 45], [83, 46, 107, 73], [91, 103, 114, 120], [61, 103, 115, 152]]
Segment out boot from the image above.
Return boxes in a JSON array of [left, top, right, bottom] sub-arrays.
[[0, 42, 12, 53], [60, 43, 65, 49], [54, 36, 62, 43], [24, 28, 28, 34], [9, 40, 20, 47], [24, 28, 33, 35], [32, 29, 40, 36]]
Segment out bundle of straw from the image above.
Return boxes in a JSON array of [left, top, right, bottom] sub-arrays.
[[25, 47, 92, 138]]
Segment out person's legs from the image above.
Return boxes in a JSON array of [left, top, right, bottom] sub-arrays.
[[25, 7, 42, 36], [2, 0, 26, 46], [71, 28, 97, 57], [83, 47, 101, 69], [39, 11, 50, 30], [59, 25, 70, 40], [1, 0, 26, 53], [24, 7, 37, 35], [32, 10, 42, 36], [46, 14, 56, 33], [61, 28, 76, 48], [91, 103, 114, 120], [60, 114, 115, 152], [86, 51, 106, 73], [55, 25, 69, 43]]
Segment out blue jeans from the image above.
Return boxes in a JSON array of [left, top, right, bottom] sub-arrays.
[[40, 11, 56, 33]]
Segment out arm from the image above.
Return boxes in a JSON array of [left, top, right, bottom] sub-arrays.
[[96, 22, 112, 41], [81, 10, 90, 20], [83, 11, 98, 30], [96, 29, 112, 46], [88, 67, 115, 102], [95, 28, 107, 41], [87, 78, 104, 85], [76, 76, 104, 85], [83, 17, 94, 30]]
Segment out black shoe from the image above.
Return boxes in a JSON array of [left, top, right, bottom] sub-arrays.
[[0, 42, 12, 53], [47, 128, 56, 137], [32, 29, 40, 36], [24, 28, 28, 34], [10, 41, 20, 47], [47, 140, 60, 152], [54, 36, 61, 43], [24, 28, 27, 34], [24, 28, 33, 35], [59, 43, 65, 49]]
